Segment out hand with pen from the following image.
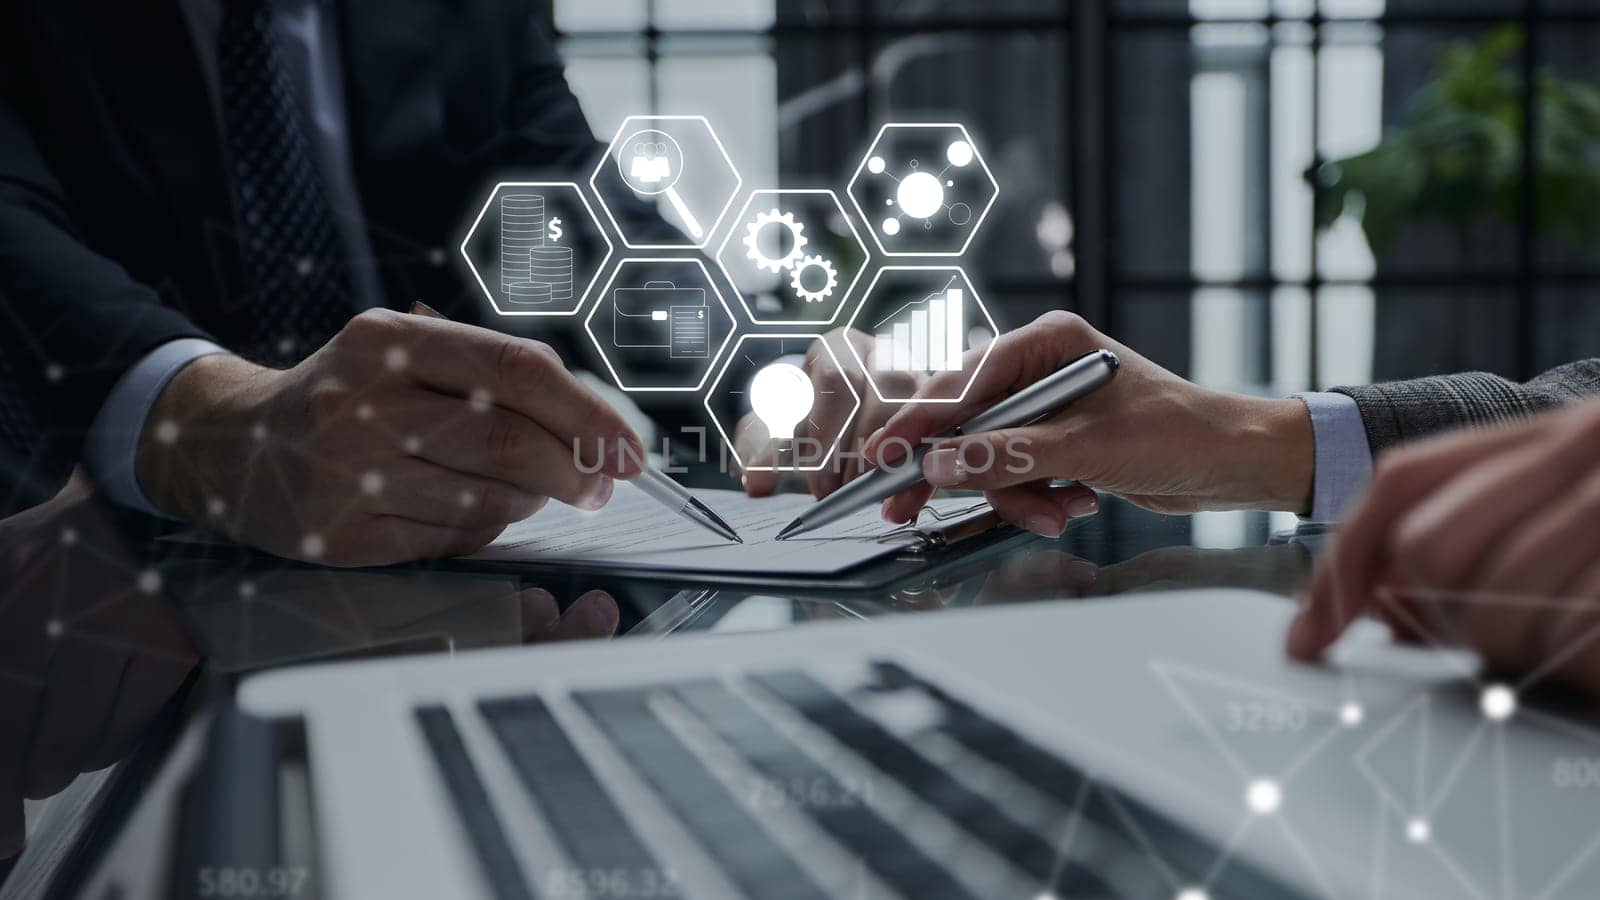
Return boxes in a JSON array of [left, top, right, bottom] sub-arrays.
[[135, 307, 647, 566], [860, 311, 1317, 536]]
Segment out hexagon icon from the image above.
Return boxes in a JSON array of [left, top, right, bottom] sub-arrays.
[[459, 182, 613, 317], [584, 258, 737, 393], [590, 115, 742, 250], [704, 334, 861, 473], [844, 266, 998, 404], [716, 189, 869, 328], [848, 123, 998, 257]]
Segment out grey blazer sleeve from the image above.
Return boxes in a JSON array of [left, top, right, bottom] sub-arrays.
[[1330, 359, 1600, 454]]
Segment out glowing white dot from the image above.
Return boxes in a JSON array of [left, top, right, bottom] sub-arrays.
[[947, 140, 974, 167], [360, 470, 384, 496], [881, 218, 901, 236], [154, 419, 180, 445], [60, 527, 78, 546], [207, 497, 226, 517], [300, 533, 325, 559], [385, 346, 409, 371], [896, 170, 945, 219], [1340, 702, 1365, 727], [428, 248, 447, 265], [1406, 818, 1431, 844], [469, 387, 493, 413], [866, 155, 886, 174], [296, 257, 314, 276], [1050, 250, 1076, 278], [1246, 779, 1281, 815], [458, 490, 478, 508], [137, 569, 162, 594], [45, 619, 64, 638], [1481, 684, 1516, 722], [277, 337, 295, 356], [252, 423, 269, 442], [403, 435, 423, 454], [238, 581, 257, 598], [356, 403, 374, 421], [45, 364, 64, 383], [1176, 889, 1210, 900]]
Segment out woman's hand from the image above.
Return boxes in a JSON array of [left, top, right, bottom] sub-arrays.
[[865, 311, 1316, 535]]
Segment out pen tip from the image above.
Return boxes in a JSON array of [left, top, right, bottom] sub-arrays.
[[774, 521, 802, 542], [690, 497, 742, 544]]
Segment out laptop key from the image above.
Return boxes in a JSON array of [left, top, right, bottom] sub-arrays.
[[752, 671, 1080, 892], [574, 688, 831, 900], [867, 661, 1311, 900], [478, 695, 678, 898], [413, 706, 535, 900], [671, 679, 982, 900]]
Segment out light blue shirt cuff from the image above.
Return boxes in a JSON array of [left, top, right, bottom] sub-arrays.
[[1292, 391, 1373, 523], [84, 338, 232, 517]]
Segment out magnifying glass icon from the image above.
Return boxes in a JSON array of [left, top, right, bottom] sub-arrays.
[[617, 128, 704, 239]]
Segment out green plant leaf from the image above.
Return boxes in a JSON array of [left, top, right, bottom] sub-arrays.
[[1316, 25, 1600, 254]]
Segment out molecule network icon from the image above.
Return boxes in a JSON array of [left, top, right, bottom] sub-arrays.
[[848, 123, 998, 257]]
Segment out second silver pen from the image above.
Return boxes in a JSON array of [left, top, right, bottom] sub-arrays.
[[775, 349, 1120, 540]]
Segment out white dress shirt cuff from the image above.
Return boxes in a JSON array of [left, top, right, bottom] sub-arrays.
[[1292, 391, 1373, 523], [84, 338, 232, 517]]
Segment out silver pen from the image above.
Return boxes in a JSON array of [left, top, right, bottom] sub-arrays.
[[407, 301, 742, 544], [774, 349, 1120, 541], [629, 466, 743, 544]]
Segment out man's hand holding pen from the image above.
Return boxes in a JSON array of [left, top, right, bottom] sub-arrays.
[[136, 307, 646, 566]]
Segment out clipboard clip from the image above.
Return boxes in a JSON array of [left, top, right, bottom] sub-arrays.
[[874, 500, 1001, 552]]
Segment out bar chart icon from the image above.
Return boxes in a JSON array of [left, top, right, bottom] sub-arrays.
[[873, 280, 964, 373]]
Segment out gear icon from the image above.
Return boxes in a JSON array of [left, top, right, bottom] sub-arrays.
[[790, 255, 838, 304], [743, 209, 807, 273]]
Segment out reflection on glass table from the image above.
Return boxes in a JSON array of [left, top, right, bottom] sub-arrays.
[[622, 494, 1319, 638]]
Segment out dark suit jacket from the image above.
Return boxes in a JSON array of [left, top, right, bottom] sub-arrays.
[[0, 0, 668, 495], [1333, 360, 1600, 454]]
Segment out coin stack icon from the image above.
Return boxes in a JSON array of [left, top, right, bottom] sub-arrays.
[[500, 194, 574, 306]]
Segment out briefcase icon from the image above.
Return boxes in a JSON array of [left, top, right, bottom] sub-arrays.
[[613, 280, 706, 349]]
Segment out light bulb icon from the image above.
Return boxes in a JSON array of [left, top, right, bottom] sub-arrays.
[[749, 362, 814, 441]]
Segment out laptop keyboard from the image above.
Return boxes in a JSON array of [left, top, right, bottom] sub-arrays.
[[416, 662, 1309, 900]]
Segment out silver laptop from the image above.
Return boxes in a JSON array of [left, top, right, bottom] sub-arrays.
[[123, 590, 1600, 898]]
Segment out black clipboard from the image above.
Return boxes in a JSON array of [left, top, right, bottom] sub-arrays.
[[429, 499, 1028, 594], [154, 499, 1026, 596]]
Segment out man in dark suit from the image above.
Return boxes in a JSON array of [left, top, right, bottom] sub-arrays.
[[0, 0, 668, 564]]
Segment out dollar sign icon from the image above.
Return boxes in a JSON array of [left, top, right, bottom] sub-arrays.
[[547, 216, 564, 243]]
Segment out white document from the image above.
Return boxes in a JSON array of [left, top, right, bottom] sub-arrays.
[[467, 484, 987, 576]]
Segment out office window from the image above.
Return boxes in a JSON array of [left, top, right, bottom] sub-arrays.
[[549, 0, 1075, 339], [549, 0, 1600, 396]]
